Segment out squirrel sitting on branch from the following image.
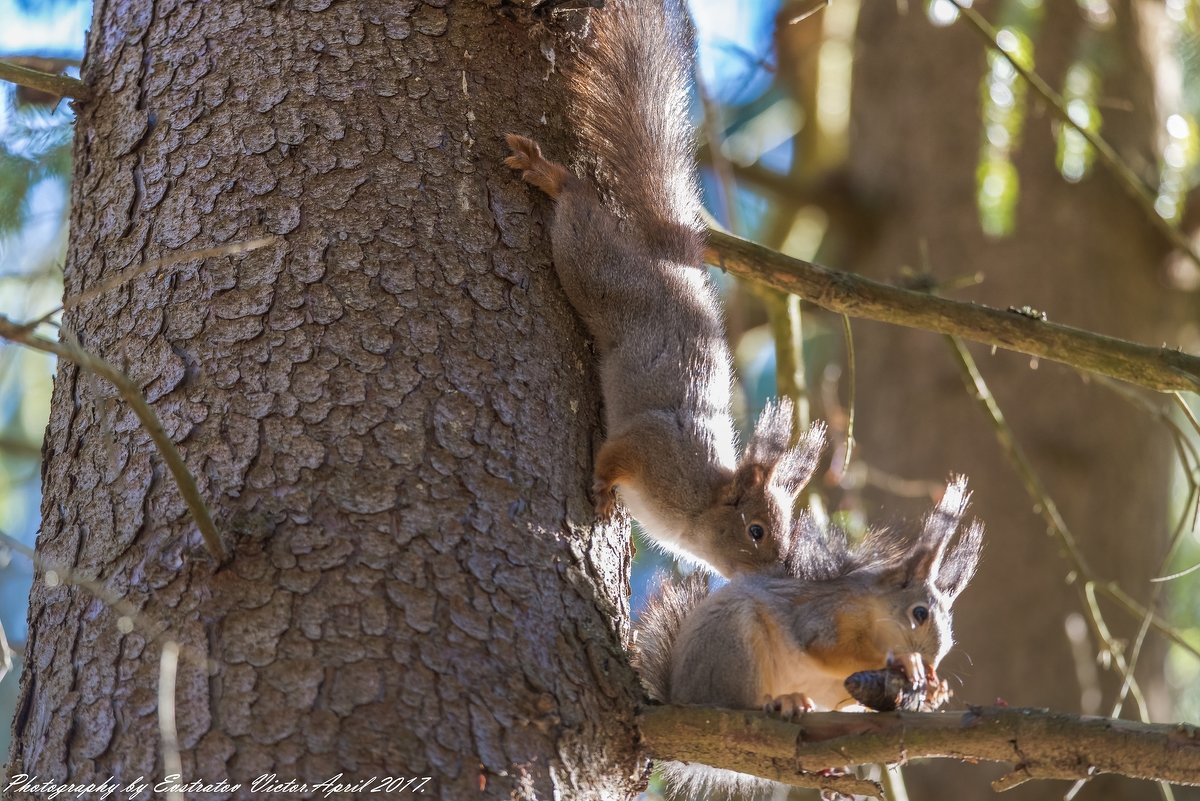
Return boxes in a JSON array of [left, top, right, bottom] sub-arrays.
[[635, 477, 984, 798]]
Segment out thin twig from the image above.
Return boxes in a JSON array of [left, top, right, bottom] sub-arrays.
[[695, 67, 812, 436], [952, 333, 1199, 801], [0, 528, 140, 621], [1101, 582, 1200, 662], [0, 318, 227, 560], [1152, 562, 1200, 583], [1099, 391, 1199, 801], [947, 335, 1156, 720], [158, 641, 184, 801], [0, 525, 213, 738], [24, 237, 278, 331], [840, 314, 856, 471], [766, 290, 811, 434], [947, 336, 1092, 572], [1089, 379, 1200, 695], [0, 620, 12, 685], [0, 58, 89, 100], [949, 333, 1197, 674], [1082, 583, 1150, 720], [946, 0, 1200, 271]]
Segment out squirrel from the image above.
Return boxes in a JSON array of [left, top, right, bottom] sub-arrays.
[[633, 477, 984, 796], [504, 0, 823, 577]]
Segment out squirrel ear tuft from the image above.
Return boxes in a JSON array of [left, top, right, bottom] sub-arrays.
[[742, 398, 795, 465], [917, 475, 984, 600], [935, 519, 984, 601], [918, 475, 971, 556], [741, 400, 827, 498], [772, 421, 827, 498]]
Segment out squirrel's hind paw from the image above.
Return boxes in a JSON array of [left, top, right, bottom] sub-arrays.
[[503, 134, 569, 199], [502, 134, 537, 171]]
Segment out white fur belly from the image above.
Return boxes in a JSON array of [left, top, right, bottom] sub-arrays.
[[617, 485, 716, 573]]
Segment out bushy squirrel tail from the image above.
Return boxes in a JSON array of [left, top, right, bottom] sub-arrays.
[[632, 571, 710, 702], [568, 0, 704, 260]]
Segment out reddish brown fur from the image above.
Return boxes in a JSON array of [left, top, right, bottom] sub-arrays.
[[592, 433, 643, 520], [503, 135, 572, 199], [502, 1, 826, 578], [805, 601, 893, 678], [637, 478, 984, 715]]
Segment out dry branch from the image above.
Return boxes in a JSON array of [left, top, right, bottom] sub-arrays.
[[0, 318, 227, 560], [0, 238, 276, 560], [640, 705, 1200, 796], [0, 58, 88, 100], [704, 228, 1200, 393]]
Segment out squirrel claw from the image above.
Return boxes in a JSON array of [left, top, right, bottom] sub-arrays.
[[763, 693, 814, 721], [886, 651, 927, 691], [592, 479, 619, 522]]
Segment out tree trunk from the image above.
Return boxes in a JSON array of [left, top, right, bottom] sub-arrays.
[[848, 3, 1180, 800], [8, 2, 642, 799]]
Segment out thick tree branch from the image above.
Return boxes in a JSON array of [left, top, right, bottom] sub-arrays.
[[640, 705, 1200, 796], [705, 229, 1200, 393], [0, 58, 88, 100]]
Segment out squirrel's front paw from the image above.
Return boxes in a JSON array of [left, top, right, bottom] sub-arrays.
[[890, 652, 927, 690], [592, 478, 619, 522], [762, 693, 814, 721], [845, 653, 951, 712]]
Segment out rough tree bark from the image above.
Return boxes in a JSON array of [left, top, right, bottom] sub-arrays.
[[847, 3, 1184, 800], [8, 2, 643, 799]]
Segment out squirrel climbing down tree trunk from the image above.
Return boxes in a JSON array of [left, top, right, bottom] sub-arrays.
[[504, 0, 825, 579]]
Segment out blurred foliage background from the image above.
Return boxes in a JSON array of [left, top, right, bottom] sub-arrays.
[[2, 0, 1200, 798], [0, 0, 85, 765]]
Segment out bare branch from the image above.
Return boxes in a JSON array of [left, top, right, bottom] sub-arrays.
[[948, 333, 1195, 730], [0, 435, 41, 458], [705, 228, 1200, 393], [158, 641, 184, 801], [640, 705, 1200, 795], [0, 58, 88, 100], [0, 240, 277, 561], [22, 236, 278, 331], [0, 619, 12, 684], [0, 528, 140, 621], [0, 318, 227, 561], [62, 237, 276, 315]]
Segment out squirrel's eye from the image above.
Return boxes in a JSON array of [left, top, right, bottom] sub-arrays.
[[748, 524, 766, 541], [911, 605, 930, 625]]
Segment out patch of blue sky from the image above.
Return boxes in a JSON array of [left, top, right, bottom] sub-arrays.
[[691, 0, 779, 106], [0, 0, 89, 57], [0, 175, 67, 278]]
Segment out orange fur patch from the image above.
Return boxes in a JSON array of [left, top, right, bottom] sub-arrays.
[[805, 602, 892, 676], [594, 435, 643, 492]]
